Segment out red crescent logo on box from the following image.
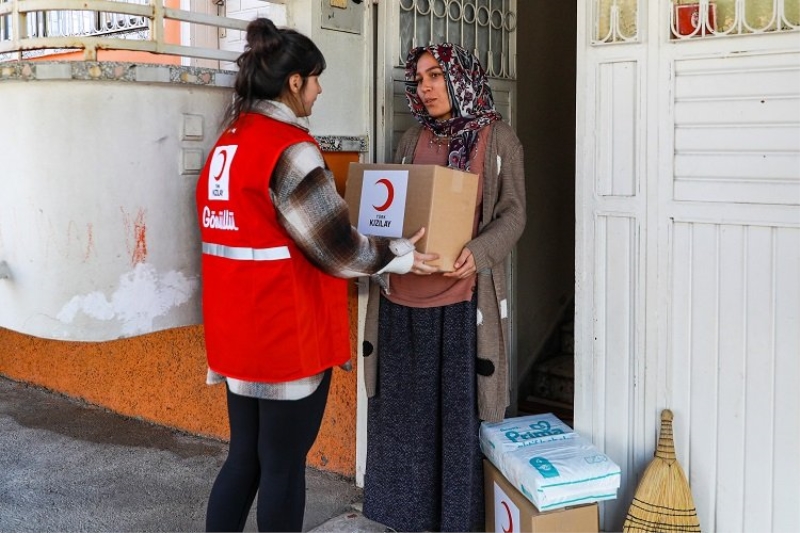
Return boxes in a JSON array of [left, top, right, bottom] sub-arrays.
[[501, 500, 514, 533], [372, 178, 394, 212]]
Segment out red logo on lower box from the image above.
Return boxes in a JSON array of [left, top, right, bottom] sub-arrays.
[[494, 482, 520, 533]]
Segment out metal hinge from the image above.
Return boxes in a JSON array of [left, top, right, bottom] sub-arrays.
[[216, 0, 226, 39]]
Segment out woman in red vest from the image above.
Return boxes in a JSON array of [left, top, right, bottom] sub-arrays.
[[196, 18, 437, 533]]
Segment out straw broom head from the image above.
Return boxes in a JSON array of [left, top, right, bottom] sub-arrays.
[[622, 409, 701, 533]]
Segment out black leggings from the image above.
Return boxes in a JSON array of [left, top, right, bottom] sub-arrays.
[[206, 369, 332, 532]]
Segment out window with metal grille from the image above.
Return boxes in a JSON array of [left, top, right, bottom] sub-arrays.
[[594, 0, 640, 44], [398, 0, 517, 80], [669, 0, 800, 39], [592, 0, 800, 45]]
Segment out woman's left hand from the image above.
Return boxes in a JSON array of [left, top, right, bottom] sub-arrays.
[[443, 248, 476, 279]]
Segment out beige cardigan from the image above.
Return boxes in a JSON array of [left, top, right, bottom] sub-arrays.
[[361, 121, 527, 422]]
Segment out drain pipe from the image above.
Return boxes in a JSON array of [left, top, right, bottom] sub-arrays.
[[0, 261, 10, 280]]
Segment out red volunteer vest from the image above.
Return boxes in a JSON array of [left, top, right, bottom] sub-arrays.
[[196, 113, 349, 382]]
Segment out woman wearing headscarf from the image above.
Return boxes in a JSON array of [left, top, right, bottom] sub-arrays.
[[362, 43, 527, 532]]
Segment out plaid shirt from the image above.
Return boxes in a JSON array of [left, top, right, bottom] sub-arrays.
[[262, 100, 414, 279], [207, 100, 412, 400]]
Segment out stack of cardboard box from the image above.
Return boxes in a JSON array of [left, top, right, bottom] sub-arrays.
[[480, 413, 622, 532], [484, 460, 599, 533]]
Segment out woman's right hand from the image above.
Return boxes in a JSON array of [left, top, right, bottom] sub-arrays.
[[408, 227, 439, 275]]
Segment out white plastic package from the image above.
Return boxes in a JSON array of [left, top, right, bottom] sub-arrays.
[[480, 413, 621, 511], [498, 434, 621, 511], [479, 412, 577, 470]]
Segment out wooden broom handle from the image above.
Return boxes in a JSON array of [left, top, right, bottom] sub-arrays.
[[655, 409, 678, 464]]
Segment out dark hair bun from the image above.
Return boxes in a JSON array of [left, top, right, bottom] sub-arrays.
[[246, 17, 282, 57], [225, 17, 326, 127]]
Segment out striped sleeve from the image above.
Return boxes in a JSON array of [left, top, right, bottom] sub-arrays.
[[270, 142, 409, 278]]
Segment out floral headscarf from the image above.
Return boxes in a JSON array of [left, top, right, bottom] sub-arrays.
[[404, 43, 501, 172]]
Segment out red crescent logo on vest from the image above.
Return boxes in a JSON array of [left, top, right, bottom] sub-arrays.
[[501, 500, 514, 533], [212, 149, 228, 181], [373, 178, 394, 212]]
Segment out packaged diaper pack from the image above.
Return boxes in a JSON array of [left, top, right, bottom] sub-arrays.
[[480, 413, 621, 511], [480, 412, 576, 466]]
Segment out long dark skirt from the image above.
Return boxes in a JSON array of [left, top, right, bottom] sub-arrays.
[[363, 295, 484, 532]]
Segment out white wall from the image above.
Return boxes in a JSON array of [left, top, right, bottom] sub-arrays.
[[0, 72, 231, 341], [0, 3, 372, 342], [217, 0, 371, 137], [288, 0, 371, 137], [312, 4, 371, 137]]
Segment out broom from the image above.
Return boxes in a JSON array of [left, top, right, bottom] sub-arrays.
[[622, 409, 701, 532]]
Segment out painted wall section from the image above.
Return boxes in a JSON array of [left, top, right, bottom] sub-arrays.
[[0, 72, 226, 341], [0, 150, 362, 477], [0, 285, 358, 476], [325, 151, 360, 196], [29, 49, 182, 65]]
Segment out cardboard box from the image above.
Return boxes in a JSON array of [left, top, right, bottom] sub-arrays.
[[345, 163, 478, 272], [484, 460, 599, 533]]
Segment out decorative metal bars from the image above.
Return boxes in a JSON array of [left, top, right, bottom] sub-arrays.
[[594, 0, 640, 44], [0, 0, 151, 60], [4, 0, 148, 41], [0, 0, 249, 63], [97, 0, 150, 37], [669, 0, 800, 38], [398, 0, 517, 80], [592, 0, 799, 44]]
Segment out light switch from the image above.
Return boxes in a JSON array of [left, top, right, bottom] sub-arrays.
[[181, 148, 205, 175], [182, 114, 204, 140]]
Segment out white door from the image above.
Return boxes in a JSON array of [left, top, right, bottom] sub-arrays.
[[575, 1, 800, 531]]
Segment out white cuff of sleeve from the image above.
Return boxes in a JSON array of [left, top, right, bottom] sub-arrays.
[[389, 238, 415, 257], [377, 250, 414, 275]]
